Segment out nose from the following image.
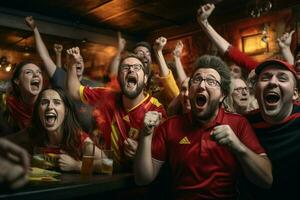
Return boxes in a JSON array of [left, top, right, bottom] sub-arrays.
[[268, 75, 278, 86], [47, 101, 54, 109], [241, 88, 248, 95]]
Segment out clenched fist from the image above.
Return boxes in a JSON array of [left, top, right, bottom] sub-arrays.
[[142, 111, 162, 136]]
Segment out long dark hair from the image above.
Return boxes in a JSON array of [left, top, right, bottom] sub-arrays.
[[30, 88, 83, 160], [11, 61, 39, 98]]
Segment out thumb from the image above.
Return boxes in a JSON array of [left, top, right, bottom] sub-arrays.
[[290, 30, 295, 37]]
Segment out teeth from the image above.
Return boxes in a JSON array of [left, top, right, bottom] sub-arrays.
[[45, 113, 56, 117]]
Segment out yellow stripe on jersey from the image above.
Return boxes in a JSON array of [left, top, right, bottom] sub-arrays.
[[150, 97, 162, 107], [79, 85, 88, 104]]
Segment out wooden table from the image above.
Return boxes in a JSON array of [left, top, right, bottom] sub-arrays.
[[0, 173, 146, 200]]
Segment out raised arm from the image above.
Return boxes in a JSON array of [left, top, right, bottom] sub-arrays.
[[134, 111, 163, 185], [197, 4, 230, 54], [173, 40, 187, 84], [109, 32, 126, 76], [25, 16, 57, 77], [66, 47, 82, 100], [54, 44, 63, 68], [277, 30, 295, 64], [153, 37, 179, 99], [197, 4, 258, 71], [153, 37, 170, 77]]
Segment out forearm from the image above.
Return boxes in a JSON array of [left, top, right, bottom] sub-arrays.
[[33, 27, 57, 77], [199, 20, 230, 54], [55, 53, 62, 68], [235, 145, 273, 189], [154, 50, 169, 77], [280, 47, 294, 64], [67, 66, 81, 100], [173, 56, 187, 84], [134, 134, 156, 185], [109, 51, 122, 76]]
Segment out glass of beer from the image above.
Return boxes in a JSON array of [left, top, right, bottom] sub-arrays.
[[81, 141, 95, 177], [100, 150, 113, 175]]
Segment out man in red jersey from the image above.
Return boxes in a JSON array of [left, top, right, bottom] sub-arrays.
[[198, 4, 300, 199], [134, 55, 272, 199], [67, 48, 166, 172]]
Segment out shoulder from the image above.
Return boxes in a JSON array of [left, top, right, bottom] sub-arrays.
[[149, 96, 163, 108]]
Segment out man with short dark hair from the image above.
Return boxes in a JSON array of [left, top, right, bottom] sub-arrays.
[[134, 55, 272, 199]]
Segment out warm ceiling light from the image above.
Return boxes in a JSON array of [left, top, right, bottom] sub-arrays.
[[5, 64, 12, 72]]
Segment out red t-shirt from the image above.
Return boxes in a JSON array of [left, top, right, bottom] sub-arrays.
[[81, 86, 166, 171], [152, 108, 265, 200]]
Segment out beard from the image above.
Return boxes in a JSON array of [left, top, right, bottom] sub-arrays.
[[191, 98, 220, 123], [120, 79, 145, 99]]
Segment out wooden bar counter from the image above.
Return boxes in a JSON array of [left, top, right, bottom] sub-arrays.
[[0, 173, 146, 200]]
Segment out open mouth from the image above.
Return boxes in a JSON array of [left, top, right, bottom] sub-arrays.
[[45, 112, 57, 126], [30, 79, 40, 90], [126, 76, 137, 88], [76, 66, 82, 73], [196, 94, 207, 107], [265, 92, 280, 104], [240, 97, 248, 102]]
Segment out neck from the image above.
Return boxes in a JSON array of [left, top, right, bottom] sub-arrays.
[[193, 109, 219, 128], [262, 105, 293, 125], [47, 129, 63, 146], [20, 92, 37, 106], [234, 104, 248, 115], [122, 92, 146, 110]]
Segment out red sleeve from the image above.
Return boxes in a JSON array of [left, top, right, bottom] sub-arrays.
[[225, 46, 259, 72], [237, 117, 265, 155], [151, 123, 167, 161], [106, 75, 120, 91], [82, 86, 115, 106]]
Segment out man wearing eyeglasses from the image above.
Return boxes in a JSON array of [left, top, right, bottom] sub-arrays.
[[230, 78, 250, 115], [67, 53, 166, 172], [134, 55, 272, 199]]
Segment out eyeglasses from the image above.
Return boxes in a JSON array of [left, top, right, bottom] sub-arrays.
[[191, 76, 221, 87], [120, 64, 143, 72], [135, 50, 151, 57], [233, 87, 248, 93]]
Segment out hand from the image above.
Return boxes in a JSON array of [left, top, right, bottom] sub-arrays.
[[25, 16, 36, 30], [54, 44, 63, 54], [58, 153, 80, 172], [142, 111, 162, 136], [123, 138, 138, 159], [0, 138, 30, 189], [197, 4, 215, 25], [173, 40, 183, 57], [66, 47, 83, 69], [153, 37, 167, 52], [117, 31, 126, 52], [211, 125, 244, 153], [277, 30, 295, 49]]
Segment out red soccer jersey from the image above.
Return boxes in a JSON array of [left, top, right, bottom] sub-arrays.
[[80, 86, 166, 171], [152, 108, 265, 200]]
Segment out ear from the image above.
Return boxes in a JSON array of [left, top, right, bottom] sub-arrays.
[[144, 74, 148, 85], [292, 87, 299, 101], [219, 92, 226, 103]]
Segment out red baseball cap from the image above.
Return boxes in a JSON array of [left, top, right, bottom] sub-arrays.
[[255, 59, 297, 78]]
